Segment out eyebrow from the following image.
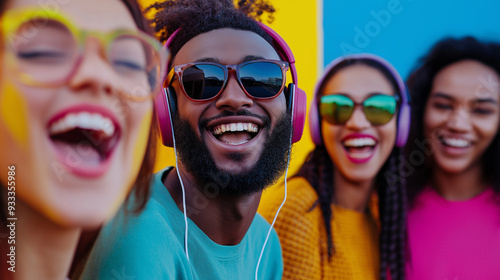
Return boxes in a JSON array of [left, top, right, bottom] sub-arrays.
[[242, 55, 266, 62], [195, 58, 220, 63], [430, 92, 454, 101], [473, 98, 498, 105], [194, 55, 267, 64], [431, 92, 498, 104]]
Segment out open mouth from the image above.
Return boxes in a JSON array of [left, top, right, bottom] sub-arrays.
[[211, 122, 259, 145], [48, 111, 120, 166], [439, 136, 471, 148], [342, 137, 377, 160]]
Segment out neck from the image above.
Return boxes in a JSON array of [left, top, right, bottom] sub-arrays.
[[432, 164, 488, 200], [14, 199, 79, 280], [165, 166, 261, 245], [333, 169, 374, 212]]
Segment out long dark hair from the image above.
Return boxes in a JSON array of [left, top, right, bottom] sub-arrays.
[[296, 58, 407, 280], [406, 36, 500, 203]]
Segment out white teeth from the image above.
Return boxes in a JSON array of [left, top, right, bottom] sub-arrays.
[[442, 138, 470, 148], [49, 112, 116, 138], [343, 137, 376, 147], [225, 140, 249, 146], [212, 122, 259, 135]]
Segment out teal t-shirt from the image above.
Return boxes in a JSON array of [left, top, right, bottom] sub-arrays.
[[80, 168, 283, 280]]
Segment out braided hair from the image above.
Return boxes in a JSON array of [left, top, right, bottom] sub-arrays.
[[146, 0, 276, 62], [296, 58, 407, 280]]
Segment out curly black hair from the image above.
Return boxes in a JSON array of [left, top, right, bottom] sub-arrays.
[[405, 36, 500, 203], [145, 0, 275, 62], [296, 58, 407, 280]]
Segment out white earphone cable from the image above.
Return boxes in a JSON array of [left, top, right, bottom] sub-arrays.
[[254, 92, 295, 279], [167, 92, 190, 262]]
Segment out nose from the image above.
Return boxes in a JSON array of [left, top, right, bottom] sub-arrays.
[[215, 71, 253, 111], [68, 39, 120, 97], [345, 106, 371, 130], [446, 105, 472, 132]]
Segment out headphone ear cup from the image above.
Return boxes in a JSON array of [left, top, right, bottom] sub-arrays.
[[308, 94, 322, 146], [396, 102, 411, 147], [290, 84, 306, 144], [154, 87, 175, 147]]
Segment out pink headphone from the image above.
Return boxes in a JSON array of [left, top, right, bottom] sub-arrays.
[[154, 24, 307, 147], [309, 53, 411, 147]]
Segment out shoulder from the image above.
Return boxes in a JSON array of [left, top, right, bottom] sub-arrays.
[[284, 177, 319, 210], [260, 177, 323, 248], [409, 186, 440, 212], [262, 177, 320, 224], [249, 213, 281, 249], [248, 214, 284, 279], [264, 179, 324, 279], [80, 169, 188, 279]]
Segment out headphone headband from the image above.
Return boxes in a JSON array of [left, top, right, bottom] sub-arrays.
[[155, 23, 307, 147], [257, 23, 298, 86], [309, 53, 411, 147]]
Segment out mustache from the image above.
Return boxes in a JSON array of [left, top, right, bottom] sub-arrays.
[[198, 110, 271, 130]]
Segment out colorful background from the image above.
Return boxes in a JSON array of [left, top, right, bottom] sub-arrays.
[[138, 0, 500, 208]]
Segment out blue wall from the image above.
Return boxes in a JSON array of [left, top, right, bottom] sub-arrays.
[[323, 0, 500, 79]]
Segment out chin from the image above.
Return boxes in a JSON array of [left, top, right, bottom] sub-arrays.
[[47, 205, 116, 229], [434, 157, 475, 175], [341, 169, 378, 184], [436, 164, 469, 175]]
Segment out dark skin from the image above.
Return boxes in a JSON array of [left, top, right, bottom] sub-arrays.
[[164, 28, 286, 245], [423, 60, 500, 200], [164, 166, 262, 244]]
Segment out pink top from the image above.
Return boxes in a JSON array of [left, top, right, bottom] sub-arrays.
[[406, 187, 500, 280]]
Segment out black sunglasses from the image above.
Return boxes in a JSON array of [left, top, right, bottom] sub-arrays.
[[164, 60, 289, 101]]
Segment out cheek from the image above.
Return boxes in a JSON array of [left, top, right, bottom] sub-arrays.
[[321, 121, 341, 160], [177, 102, 206, 137], [0, 81, 31, 150], [476, 116, 500, 142], [423, 107, 442, 137], [268, 95, 287, 123]]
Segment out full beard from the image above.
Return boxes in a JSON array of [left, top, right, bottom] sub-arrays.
[[172, 110, 292, 197]]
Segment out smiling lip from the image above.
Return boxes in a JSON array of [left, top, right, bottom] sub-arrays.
[[47, 104, 121, 178], [437, 135, 473, 156], [341, 133, 378, 164], [204, 115, 266, 153]]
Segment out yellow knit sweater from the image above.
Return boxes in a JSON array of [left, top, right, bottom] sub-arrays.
[[260, 177, 380, 280]]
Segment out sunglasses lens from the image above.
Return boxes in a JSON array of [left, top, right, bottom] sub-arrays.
[[363, 95, 397, 125], [239, 62, 284, 98], [12, 18, 78, 85], [319, 95, 354, 124], [182, 64, 225, 100]]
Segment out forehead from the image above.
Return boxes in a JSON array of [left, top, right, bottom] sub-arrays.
[[323, 64, 393, 97], [5, 0, 137, 31], [432, 59, 500, 101], [173, 28, 280, 66]]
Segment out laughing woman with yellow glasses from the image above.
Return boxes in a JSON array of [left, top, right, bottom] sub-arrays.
[[0, 1, 168, 279], [261, 54, 410, 280]]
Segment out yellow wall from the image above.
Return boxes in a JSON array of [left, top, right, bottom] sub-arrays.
[[138, 0, 319, 206]]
